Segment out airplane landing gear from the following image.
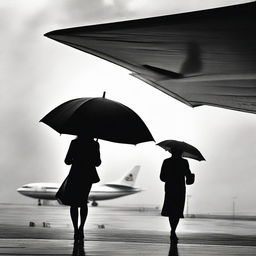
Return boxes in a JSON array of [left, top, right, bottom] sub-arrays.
[[38, 199, 42, 206], [91, 200, 98, 207]]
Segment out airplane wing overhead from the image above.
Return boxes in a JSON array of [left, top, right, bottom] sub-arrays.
[[45, 2, 256, 114]]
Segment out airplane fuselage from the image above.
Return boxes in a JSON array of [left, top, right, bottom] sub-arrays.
[[17, 165, 142, 205], [17, 183, 141, 201]]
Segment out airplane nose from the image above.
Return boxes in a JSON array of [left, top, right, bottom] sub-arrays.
[[17, 188, 24, 194]]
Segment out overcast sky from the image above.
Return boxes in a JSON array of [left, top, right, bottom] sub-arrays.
[[1, 0, 255, 215]]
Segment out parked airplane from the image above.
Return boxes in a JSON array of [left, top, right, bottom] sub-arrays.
[[17, 166, 141, 206]]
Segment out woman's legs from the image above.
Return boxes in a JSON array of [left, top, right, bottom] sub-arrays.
[[168, 217, 180, 242], [70, 185, 91, 241], [70, 205, 88, 240]]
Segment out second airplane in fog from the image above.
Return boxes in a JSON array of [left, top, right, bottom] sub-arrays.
[[17, 166, 141, 206]]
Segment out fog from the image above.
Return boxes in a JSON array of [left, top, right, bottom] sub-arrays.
[[1, 0, 255, 215]]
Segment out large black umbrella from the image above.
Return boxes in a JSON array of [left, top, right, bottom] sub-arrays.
[[44, 2, 256, 114], [40, 97, 154, 145], [157, 140, 205, 161]]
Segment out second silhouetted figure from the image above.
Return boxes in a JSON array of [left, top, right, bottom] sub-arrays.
[[160, 147, 195, 244]]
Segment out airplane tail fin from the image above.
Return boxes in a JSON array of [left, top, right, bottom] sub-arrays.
[[114, 165, 140, 187]]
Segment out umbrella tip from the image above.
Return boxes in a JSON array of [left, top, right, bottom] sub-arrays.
[[102, 91, 106, 98]]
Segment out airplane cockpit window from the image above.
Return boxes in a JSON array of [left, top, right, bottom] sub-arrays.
[[22, 185, 32, 188], [43, 187, 58, 189]]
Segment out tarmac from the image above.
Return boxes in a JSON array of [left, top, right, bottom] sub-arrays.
[[0, 204, 255, 255]]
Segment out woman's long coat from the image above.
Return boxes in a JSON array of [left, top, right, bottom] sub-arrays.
[[56, 138, 101, 206], [160, 156, 192, 217]]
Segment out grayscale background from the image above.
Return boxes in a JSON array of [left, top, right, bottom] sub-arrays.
[[1, 0, 255, 216]]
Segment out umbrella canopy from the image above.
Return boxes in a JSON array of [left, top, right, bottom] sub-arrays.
[[44, 2, 256, 114], [157, 140, 205, 161], [40, 97, 154, 145]]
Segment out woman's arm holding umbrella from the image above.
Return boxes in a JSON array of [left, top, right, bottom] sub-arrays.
[[184, 160, 195, 185], [160, 160, 168, 182], [93, 140, 101, 167]]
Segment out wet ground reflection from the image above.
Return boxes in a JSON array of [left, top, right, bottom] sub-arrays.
[[168, 244, 179, 256], [72, 241, 86, 256]]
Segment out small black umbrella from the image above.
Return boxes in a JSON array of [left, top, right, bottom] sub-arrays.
[[40, 97, 154, 145], [157, 140, 205, 161]]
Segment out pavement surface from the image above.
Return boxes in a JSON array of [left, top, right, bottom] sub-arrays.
[[0, 204, 255, 255]]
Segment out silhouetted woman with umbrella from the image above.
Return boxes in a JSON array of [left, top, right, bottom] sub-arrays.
[[56, 134, 101, 242], [160, 147, 195, 244]]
